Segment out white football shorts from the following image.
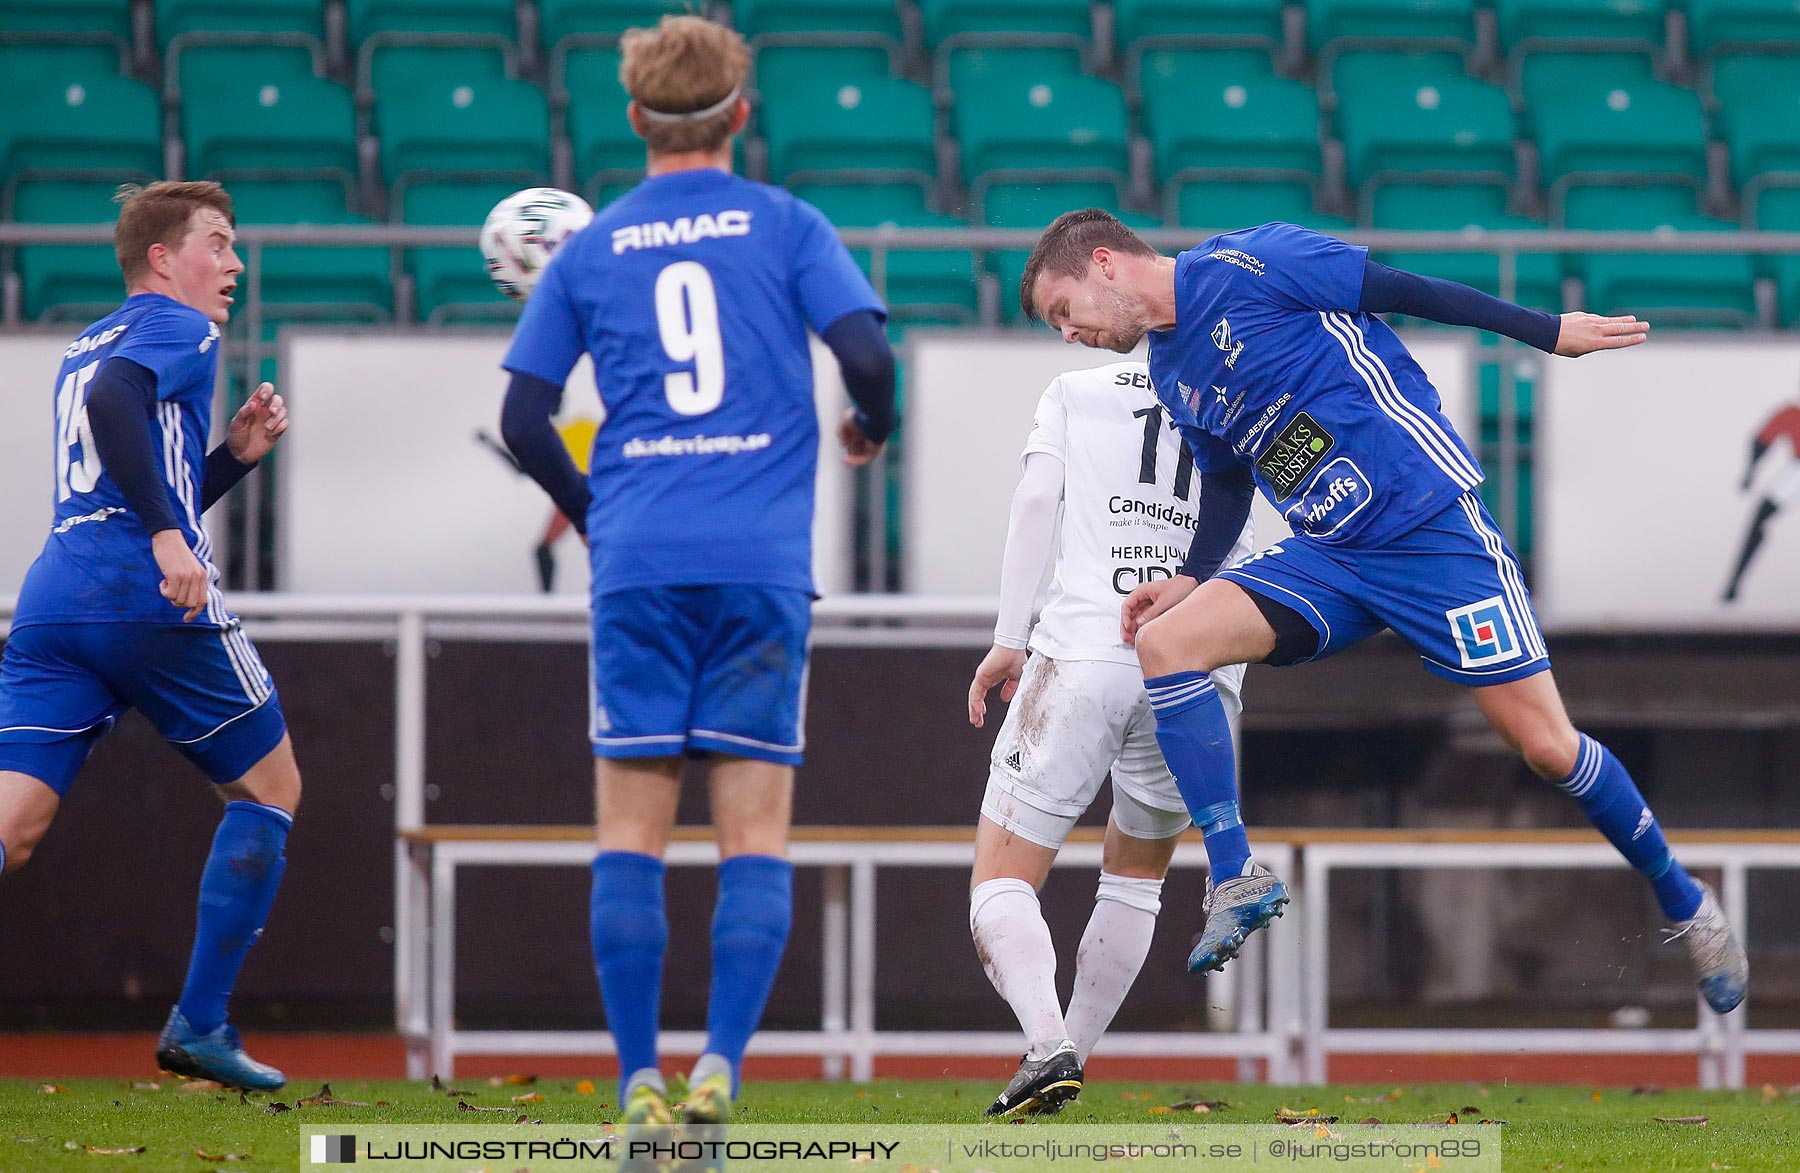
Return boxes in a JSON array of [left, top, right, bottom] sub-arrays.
[[981, 653, 1242, 850]]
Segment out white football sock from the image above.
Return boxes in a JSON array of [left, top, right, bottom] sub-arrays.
[[969, 877, 1067, 1056], [1065, 872, 1163, 1063]]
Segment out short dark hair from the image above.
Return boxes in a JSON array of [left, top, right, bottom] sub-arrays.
[[1019, 208, 1157, 322], [114, 180, 235, 284]]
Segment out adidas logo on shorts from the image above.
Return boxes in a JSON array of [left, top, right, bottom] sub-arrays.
[[1005, 750, 1022, 773]]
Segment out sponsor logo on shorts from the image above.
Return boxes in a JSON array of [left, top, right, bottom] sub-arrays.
[[1283, 457, 1370, 538], [1004, 749, 1022, 773], [1447, 595, 1521, 668], [1256, 410, 1335, 502]]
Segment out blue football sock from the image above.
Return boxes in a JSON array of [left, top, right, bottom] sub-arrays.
[[1559, 734, 1702, 921], [177, 801, 291, 1036], [590, 851, 668, 1099], [0, 837, 8, 876], [1146, 671, 1251, 881], [705, 854, 794, 1092]]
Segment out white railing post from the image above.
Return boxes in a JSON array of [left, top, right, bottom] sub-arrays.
[[393, 609, 430, 1077]]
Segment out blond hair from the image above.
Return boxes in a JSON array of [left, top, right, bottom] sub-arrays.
[[618, 15, 749, 155], [114, 180, 235, 285]]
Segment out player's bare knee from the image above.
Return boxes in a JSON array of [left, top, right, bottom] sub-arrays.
[[1517, 727, 1580, 780]]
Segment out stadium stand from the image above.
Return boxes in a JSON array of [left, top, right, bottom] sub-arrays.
[[0, 0, 1793, 335]]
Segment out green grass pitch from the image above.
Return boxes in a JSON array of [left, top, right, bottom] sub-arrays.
[[2, 1077, 1795, 1171]]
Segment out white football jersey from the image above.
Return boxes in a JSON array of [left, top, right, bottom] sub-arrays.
[[1023, 361, 1255, 671]]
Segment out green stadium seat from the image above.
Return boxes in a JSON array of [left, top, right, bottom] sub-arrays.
[[949, 50, 1129, 199], [1369, 183, 1561, 311], [1564, 185, 1756, 323], [179, 45, 356, 181], [794, 183, 978, 323], [733, 0, 907, 45], [10, 179, 123, 321], [155, 0, 325, 48], [0, 0, 132, 43], [561, 48, 641, 191], [1709, 55, 1800, 191], [1172, 179, 1354, 232], [1114, 0, 1287, 49], [1686, 0, 1800, 56], [920, 0, 1093, 49], [347, 0, 518, 43], [0, 45, 161, 181], [539, 0, 688, 48], [229, 179, 392, 321], [397, 179, 522, 322], [1332, 53, 1513, 191], [1307, 0, 1479, 53], [1494, 0, 1667, 51], [1522, 54, 1705, 195], [1751, 186, 1800, 324], [760, 71, 935, 185], [753, 42, 895, 92], [369, 46, 549, 185], [982, 182, 1156, 322], [1141, 50, 1320, 202]]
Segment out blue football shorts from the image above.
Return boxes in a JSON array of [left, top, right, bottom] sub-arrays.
[[589, 584, 812, 766], [1216, 491, 1552, 686], [0, 620, 286, 795]]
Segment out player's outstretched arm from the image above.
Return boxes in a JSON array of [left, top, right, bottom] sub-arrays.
[[500, 370, 593, 533], [1359, 259, 1570, 352], [971, 452, 1063, 727]]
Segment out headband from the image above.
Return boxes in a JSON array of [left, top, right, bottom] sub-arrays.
[[637, 85, 743, 122]]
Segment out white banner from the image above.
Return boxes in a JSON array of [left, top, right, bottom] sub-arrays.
[[0, 334, 65, 597], [902, 331, 1475, 595], [1538, 339, 1800, 628], [280, 332, 855, 595]]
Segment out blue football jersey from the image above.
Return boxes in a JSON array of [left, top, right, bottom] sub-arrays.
[[14, 293, 228, 629], [1148, 223, 1483, 547], [502, 169, 885, 595]]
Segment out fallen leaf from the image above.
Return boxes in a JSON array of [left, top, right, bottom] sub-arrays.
[[512, 1092, 543, 1103], [1460, 1105, 1480, 1115], [495, 1073, 538, 1087], [261, 1102, 291, 1115], [1630, 1085, 1664, 1096], [1653, 1115, 1708, 1125], [459, 1100, 510, 1113], [179, 1080, 223, 1094], [1762, 1084, 1782, 1104], [1542, 1164, 1563, 1171], [1479, 1118, 1507, 1125], [1168, 1099, 1223, 1112], [1148, 1106, 1173, 1115], [1278, 1106, 1320, 1116], [39, 1084, 65, 1094], [130, 1082, 160, 1091], [1591, 1090, 1604, 1103], [1276, 1113, 1339, 1125], [297, 1083, 370, 1108], [1445, 1112, 1460, 1124], [193, 1148, 247, 1161], [71, 1143, 146, 1155], [1478, 1087, 1489, 1098], [576, 1080, 596, 1096], [1358, 1117, 1382, 1125]]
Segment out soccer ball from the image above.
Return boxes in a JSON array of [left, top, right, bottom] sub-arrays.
[[479, 187, 595, 301]]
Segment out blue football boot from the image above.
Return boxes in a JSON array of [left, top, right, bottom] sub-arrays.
[[1187, 863, 1289, 974], [1666, 882, 1748, 1015], [154, 1007, 285, 1091]]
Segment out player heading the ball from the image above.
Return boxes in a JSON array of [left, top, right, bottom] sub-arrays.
[[497, 14, 896, 1127], [1022, 210, 1746, 1016]]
